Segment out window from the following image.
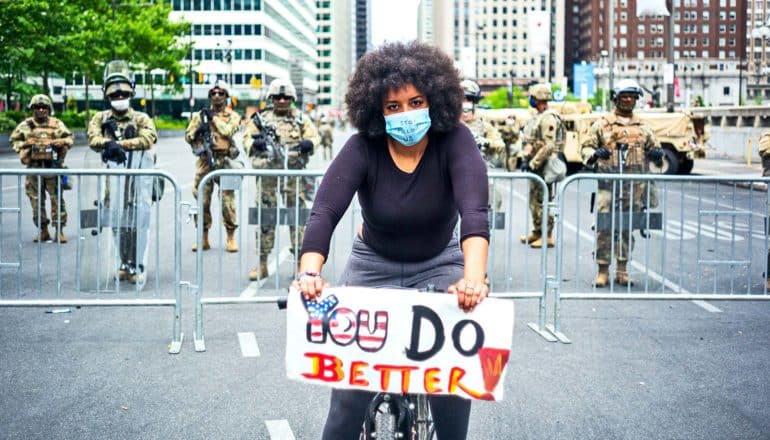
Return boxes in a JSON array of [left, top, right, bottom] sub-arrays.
[[638, 24, 645, 34], [702, 10, 709, 19], [638, 38, 645, 47], [702, 50, 709, 57], [723, 86, 730, 96], [702, 24, 709, 33]]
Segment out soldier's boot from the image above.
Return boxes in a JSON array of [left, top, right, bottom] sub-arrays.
[[128, 267, 144, 285], [249, 258, 269, 281], [225, 229, 238, 253], [614, 261, 634, 286], [594, 264, 610, 287], [55, 228, 67, 244], [519, 232, 541, 244], [33, 227, 51, 243], [530, 232, 555, 249], [191, 230, 211, 252], [116, 263, 130, 281]]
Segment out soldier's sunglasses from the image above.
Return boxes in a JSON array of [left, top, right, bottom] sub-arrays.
[[108, 91, 131, 100], [209, 91, 226, 97], [272, 95, 291, 101], [32, 105, 49, 111]]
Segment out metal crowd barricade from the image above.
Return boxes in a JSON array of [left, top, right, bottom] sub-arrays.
[[191, 169, 556, 351], [550, 173, 770, 343], [0, 168, 183, 353], [192, 168, 324, 352], [487, 171, 555, 342]]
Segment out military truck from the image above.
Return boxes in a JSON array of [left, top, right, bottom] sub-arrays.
[[561, 110, 708, 175], [479, 107, 708, 175]]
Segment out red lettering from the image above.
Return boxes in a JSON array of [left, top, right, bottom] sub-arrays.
[[301, 352, 344, 383], [423, 367, 443, 393], [349, 361, 370, 387], [448, 367, 492, 400], [373, 364, 419, 393]]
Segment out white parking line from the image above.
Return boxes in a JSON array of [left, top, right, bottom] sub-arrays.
[[240, 247, 293, 297], [265, 419, 296, 440], [238, 332, 260, 357]]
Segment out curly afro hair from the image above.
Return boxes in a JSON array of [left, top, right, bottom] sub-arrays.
[[345, 41, 463, 139]]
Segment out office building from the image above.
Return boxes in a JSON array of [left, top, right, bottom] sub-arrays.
[[316, 0, 353, 110]]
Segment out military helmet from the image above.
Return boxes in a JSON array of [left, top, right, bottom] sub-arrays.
[[28, 94, 53, 110], [267, 78, 297, 100], [209, 79, 230, 97], [611, 78, 643, 102], [102, 60, 135, 97], [461, 79, 481, 102], [529, 83, 552, 101]]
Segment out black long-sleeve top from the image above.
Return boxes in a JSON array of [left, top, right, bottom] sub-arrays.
[[301, 123, 490, 262]]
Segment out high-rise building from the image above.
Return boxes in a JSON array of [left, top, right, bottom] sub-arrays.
[[167, 0, 318, 109], [316, 0, 353, 110], [355, 0, 371, 61], [420, 0, 565, 89], [64, 0, 319, 113], [747, 0, 770, 103], [566, 0, 745, 107]]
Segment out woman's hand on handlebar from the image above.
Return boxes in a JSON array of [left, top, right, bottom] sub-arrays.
[[448, 278, 489, 312], [291, 271, 329, 301]]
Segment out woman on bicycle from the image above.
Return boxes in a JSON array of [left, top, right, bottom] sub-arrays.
[[291, 41, 490, 440]]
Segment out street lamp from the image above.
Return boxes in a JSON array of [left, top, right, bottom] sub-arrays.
[[217, 39, 234, 89]]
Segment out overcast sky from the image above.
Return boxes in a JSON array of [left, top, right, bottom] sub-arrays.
[[370, 0, 419, 47]]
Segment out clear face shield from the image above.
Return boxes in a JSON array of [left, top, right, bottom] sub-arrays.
[[103, 60, 135, 86]]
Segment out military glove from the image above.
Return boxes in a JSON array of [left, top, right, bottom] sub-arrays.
[[298, 139, 314, 154], [251, 135, 267, 155], [102, 140, 126, 164], [228, 146, 240, 159], [518, 159, 531, 172], [593, 146, 611, 161], [647, 148, 665, 166], [123, 124, 137, 139]]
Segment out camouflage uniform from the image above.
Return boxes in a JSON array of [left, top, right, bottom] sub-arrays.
[[184, 107, 242, 232], [581, 113, 660, 267], [243, 108, 320, 261], [10, 116, 73, 232], [318, 120, 334, 160], [521, 110, 564, 240], [463, 116, 506, 169], [499, 120, 520, 171]]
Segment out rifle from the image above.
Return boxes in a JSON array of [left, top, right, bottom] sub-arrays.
[[250, 111, 285, 167], [192, 111, 216, 170]]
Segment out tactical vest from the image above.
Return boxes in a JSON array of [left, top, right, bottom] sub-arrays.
[[211, 109, 237, 152], [25, 118, 60, 160], [534, 110, 565, 152], [100, 112, 139, 141], [596, 114, 648, 172]]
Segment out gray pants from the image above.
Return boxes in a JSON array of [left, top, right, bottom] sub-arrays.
[[321, 235, 472, 440]]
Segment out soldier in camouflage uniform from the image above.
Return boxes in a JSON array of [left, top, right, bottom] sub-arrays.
[[459, 79, 506, 168], [318, 114, 334, 160], [87, 61, 158, 284], [184, 80, 242, 253], [759, 131, 770, 290], [499, 113, 520, 171], [243, 78, 320, 281], [518, 84, 565, 248], [581, 79, 664, 287], [459, 79, 505, 213], [10, 94, 73, 243]]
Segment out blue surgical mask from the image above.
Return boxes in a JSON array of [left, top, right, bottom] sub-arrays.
[[529, 96, 538, 108], [383, 107, 431, 147]]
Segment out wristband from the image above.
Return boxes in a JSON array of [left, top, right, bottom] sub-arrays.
[[296, 271, 320, 281]]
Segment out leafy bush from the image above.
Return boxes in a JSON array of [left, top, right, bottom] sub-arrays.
[[153, 115, 188, 130], [56, 111, 89, 130], [0, 113, 19, 132]]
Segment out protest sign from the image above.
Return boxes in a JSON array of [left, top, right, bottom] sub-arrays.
[[286, 287, 514, 401]]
